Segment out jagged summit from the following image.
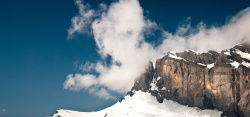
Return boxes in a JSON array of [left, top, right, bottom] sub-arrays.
[[53, 43, 250, 117], [162, 43, 250, 69], [128, 43, 250, 117]]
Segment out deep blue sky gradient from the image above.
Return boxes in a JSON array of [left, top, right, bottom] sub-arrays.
[[0, 0, 249, 117]]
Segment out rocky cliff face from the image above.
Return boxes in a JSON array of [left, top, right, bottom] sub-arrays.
[[128, 43, 250, 117]]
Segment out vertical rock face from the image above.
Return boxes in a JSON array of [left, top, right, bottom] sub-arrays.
[[129, 43, 250, 117]]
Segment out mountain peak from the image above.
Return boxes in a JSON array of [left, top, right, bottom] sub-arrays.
[[53, 44, 250, 117], [128, 43, 250, 116]]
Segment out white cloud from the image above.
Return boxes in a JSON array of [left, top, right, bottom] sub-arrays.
[[67, 0, 94, 39], [65, 0, 157, 96], [99, 3, 107, 11], [157, 7, 250, 53], [176, 17, 191, 36], [79, 61, 96, 72], [65, 0, 250, 99], [89, 87, 115, 100], [2, 109, 6, 113], [90, 0, 157, 92], [64, 73, 114, 100], [64, 74, 98, 90], [156, 31, 187, 56], [187, 7, 250, 52]]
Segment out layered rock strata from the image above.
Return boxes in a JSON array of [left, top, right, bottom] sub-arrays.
[[128, 43, 250, 117]]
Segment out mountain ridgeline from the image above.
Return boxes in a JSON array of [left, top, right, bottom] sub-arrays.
[[53, 44, 250, 117], [126, 43, 250, 117]]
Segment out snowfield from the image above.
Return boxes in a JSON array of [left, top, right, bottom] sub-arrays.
[[53, 91, 222, 117]]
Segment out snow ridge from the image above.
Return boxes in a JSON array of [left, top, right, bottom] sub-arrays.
[[53, 91, 222, 117], [168, 46, 250, 69]]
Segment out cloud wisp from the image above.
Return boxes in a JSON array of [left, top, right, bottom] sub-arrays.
[[67, 0, 94, 39], [187, 7, 250, 52], [65, 0, 156, 99], [64, 0, 250, 99], [2, 109, 6, 113]]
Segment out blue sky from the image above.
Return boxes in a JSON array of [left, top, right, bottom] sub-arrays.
[[0, 0, 249, 117]]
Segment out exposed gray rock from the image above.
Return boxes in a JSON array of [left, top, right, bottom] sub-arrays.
[[131, 62, 154, 92]]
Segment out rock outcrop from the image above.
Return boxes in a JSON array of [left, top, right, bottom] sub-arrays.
[[129, 43, 250, 117]]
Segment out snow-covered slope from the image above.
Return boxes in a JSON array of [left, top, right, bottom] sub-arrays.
[[53, 91, 222, 117]]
